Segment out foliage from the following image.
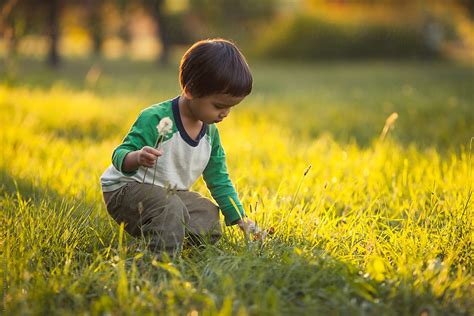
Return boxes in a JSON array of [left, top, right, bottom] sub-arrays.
[[160, 11, 195, 45], [188, 0, 277, 43], [255, 14, 446, 59], [0, 59, 473, 315]]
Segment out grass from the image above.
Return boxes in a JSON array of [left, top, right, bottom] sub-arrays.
[[0, 57, 473, 315]]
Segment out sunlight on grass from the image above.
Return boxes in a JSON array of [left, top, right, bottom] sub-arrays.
[[0, 73, 472, 314]]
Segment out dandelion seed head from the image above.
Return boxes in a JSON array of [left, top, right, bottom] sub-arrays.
[[157, 117, 173, 135], [248, 221, 260, 234]]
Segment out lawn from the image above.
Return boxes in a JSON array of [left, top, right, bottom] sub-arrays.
[[1, 57, 473, 315]]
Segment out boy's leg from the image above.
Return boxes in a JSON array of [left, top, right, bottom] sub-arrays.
[[103, 182, 190, 258], [175, 191, 222, 247]]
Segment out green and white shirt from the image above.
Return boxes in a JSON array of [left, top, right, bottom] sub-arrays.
[[100, 97, 245, 225]]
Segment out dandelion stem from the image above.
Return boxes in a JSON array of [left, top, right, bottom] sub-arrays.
[[142, 135, 163, 184], [151, 136, 164, 186]]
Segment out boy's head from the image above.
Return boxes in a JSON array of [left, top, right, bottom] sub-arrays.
[[179, 39, 253, 98]]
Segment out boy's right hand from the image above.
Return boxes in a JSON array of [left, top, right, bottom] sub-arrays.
[[137, 146, 163, 168]]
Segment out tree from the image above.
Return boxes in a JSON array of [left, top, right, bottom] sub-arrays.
[[0, 0, 53, 70], [86, 0, 104, 56], [0, 0, 19, 69], [458, 0, 474, 18], [47, 0, 61, 67], [188, 0, 276, 42], [141, 0, 169, 65]]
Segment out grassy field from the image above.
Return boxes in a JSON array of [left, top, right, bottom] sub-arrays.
[[1, 58, 473, 315]]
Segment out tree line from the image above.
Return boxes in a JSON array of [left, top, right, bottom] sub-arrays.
[[0, 0, 276, 68], [1, 0, 472, 68]]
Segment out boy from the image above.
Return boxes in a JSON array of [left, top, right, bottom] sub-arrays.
[[100, 39, 255, 259]]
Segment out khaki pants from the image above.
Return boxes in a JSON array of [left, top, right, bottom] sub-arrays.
[[103, 181, 222, 258]]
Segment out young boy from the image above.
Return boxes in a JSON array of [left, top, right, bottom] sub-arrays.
[[100, 39, 255, 259]]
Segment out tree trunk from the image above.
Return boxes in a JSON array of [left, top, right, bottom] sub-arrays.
[[1, 0, 19, 76], [151, 0, 169, 66], [87, 0, 103, 56], [47, 0, 60, 67]]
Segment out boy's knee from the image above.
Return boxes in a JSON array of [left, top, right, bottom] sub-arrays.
[[165, 194, 190, 224], [141, 193, 188, 231]]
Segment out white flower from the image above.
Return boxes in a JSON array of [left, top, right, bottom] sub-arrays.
[[143, 117, 174, 184], [248, 222, 261, 234], [157, 117, 173, 136]]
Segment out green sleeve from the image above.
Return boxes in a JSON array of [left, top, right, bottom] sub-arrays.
[[203, 126, 245, 226], [112, 110, 159, 175]]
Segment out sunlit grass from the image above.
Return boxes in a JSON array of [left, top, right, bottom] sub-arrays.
[[1, 61, 473, 315]]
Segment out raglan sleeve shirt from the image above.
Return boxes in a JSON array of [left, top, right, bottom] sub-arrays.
[[112, 110, 159, 176], [107, 103, 245, 226], [203, 126, 246, 226]]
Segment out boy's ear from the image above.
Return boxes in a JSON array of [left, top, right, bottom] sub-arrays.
[[183, 88, 194, 100]]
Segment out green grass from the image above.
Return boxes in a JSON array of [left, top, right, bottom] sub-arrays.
[[0, 57, 473, 315], [5, 57, 473, 149]]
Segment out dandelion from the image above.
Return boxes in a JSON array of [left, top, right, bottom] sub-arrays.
[[157, 117, 173, 136], [142, 117, 173, 184], [248, 221, 275, 242], [248, 221, 266, 241], [248, 221, 259, 234], [228, 196, 273, 243]]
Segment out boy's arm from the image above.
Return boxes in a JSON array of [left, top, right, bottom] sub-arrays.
[[112, 111, 159, 175], [202, 127, 246, 226]]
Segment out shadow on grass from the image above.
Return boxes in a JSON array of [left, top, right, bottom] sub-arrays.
[[0, 168, 94, 207], [1, 168, 59, 201], [0, 167, 112, 252]]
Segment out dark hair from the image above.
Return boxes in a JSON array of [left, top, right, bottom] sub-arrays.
[[179, 39, 253, 98]]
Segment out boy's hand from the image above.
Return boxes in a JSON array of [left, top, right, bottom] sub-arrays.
[[236, 218, 256, 240], [137, 146, 163, 168]]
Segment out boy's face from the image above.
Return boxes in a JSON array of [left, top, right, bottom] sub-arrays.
[[187, 93, 245, 124]]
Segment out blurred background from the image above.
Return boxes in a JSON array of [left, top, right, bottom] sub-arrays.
[[1, 0, 473, 67], [0, 0, 473, 149]]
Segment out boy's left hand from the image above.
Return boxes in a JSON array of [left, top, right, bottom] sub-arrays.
[[236, 218, 256, 240]]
